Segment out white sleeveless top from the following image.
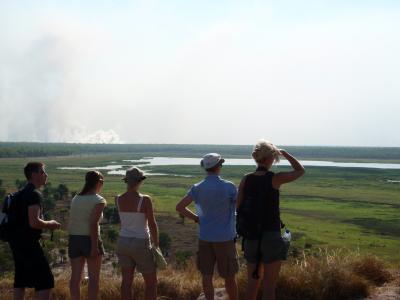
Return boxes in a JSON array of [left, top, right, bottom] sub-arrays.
[[117, 195, 150, 239]]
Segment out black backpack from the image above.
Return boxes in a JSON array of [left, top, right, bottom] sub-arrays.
[[236, 173, 270, 240], [0, 192, 20, 242]]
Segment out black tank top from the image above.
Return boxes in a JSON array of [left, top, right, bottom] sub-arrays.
[[243, 168, 281, 232]]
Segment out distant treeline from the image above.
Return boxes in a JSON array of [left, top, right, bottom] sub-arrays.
[[0, 142, 399, 160]]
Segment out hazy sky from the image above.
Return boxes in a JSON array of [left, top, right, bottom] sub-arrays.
[[0, 1, 399, 146]]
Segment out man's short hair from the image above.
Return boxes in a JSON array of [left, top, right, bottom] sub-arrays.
[[24, 162, 44, 180], [205, 163, 222, 173]]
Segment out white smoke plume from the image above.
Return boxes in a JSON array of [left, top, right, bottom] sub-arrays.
[[61, 126, 122, 144], [0, 29, 123, 144]]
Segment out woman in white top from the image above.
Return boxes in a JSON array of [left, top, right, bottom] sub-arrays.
[[116, 167, 159, 300], [68, 171, 107, 300]]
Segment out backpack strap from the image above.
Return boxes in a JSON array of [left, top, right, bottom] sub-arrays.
[[2, 194, 12, 214], [137, 196, 144, 212], [281, 220, 285, 229], [252, 237, 263, 279]]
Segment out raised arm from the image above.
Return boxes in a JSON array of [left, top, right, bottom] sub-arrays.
[[176, 195, 199, 224], [272, 150, 305, 189], [144, 196, 159, 247], [89, 202, 106, 257]]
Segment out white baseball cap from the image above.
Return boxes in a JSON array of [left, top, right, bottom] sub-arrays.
[[200, 153, 225, 169]]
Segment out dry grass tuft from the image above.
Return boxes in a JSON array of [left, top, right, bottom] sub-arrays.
[[277, 254, 370, 300], [350, 255, 392, 285]]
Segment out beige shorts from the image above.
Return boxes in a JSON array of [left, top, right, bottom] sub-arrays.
[[116, 236, 156, 274], [197, 239, 239, 278]]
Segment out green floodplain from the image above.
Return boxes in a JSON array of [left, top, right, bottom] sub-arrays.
[[0, 144, 399, 266]]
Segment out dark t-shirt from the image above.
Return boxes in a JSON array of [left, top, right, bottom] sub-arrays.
[[9, 183, 43, 241]]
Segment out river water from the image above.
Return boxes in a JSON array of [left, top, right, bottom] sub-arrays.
[[58, 156, 400, 177]]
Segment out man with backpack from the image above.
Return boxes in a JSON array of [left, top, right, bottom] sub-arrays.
[[176, 153, 238, 300], [4, 162, 61, 300]]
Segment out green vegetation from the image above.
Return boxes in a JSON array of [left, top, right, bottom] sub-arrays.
[[0, 179, 5, 199], [0, 147, 399, 278]]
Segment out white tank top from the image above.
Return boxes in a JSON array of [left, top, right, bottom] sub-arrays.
[[117, 195, 150, 239]]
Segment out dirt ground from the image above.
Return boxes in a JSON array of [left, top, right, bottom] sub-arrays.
[[156, 213, 199, 259], [365, 286, 400, 300]]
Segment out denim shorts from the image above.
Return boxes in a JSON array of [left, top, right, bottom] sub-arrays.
[[244, 231, 289, 264]]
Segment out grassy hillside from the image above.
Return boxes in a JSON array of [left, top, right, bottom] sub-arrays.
[[0, 150, 399, 299]]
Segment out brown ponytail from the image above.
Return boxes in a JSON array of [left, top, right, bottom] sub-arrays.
[[79, 171, 104, 195]]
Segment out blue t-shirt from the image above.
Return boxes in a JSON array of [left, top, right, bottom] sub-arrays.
[[187, 175, 237, 242]]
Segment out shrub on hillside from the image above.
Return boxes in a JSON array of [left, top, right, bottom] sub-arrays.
[[0, 243, 13, 274], [277, 256, 369, 300], [159, 231, 172, 255], [175, 250, 193, 268], [350, 255, 392, 285]]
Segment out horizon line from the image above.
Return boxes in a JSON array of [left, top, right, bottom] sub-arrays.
[[1, 141, 399, 149]]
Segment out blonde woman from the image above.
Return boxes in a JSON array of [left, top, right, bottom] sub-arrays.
[[68, 171, 107, 300], [237, 140, 305, 300], [116, 167, 159, 300]]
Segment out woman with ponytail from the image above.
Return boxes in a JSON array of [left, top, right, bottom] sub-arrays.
[[68, 171, 107, 300]]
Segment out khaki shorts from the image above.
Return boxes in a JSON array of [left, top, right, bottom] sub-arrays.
[[116, 236, 156, 274], [197, 239, 239, 278]]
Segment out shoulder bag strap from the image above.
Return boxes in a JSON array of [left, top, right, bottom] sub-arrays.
[[137, 196, 144, 212]]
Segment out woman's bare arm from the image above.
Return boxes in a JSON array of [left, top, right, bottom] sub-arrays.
[[272, 150, 305, 189], [145, 196, 159, 247], [89, 202, 106, 257]]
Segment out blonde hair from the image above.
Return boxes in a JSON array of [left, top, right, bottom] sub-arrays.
[[252, 139, 280, 164]]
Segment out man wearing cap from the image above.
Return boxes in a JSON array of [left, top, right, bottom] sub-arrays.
[[176, 153, 238, 300]]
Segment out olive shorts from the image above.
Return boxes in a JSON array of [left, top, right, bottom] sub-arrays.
[[197, 239, 239, 278], [244, 231, 289, 264]]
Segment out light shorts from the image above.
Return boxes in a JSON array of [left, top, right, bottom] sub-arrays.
[[197, 239, 239, 278], [244, 231, 289, 264], [116, 236, 156, 274]]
